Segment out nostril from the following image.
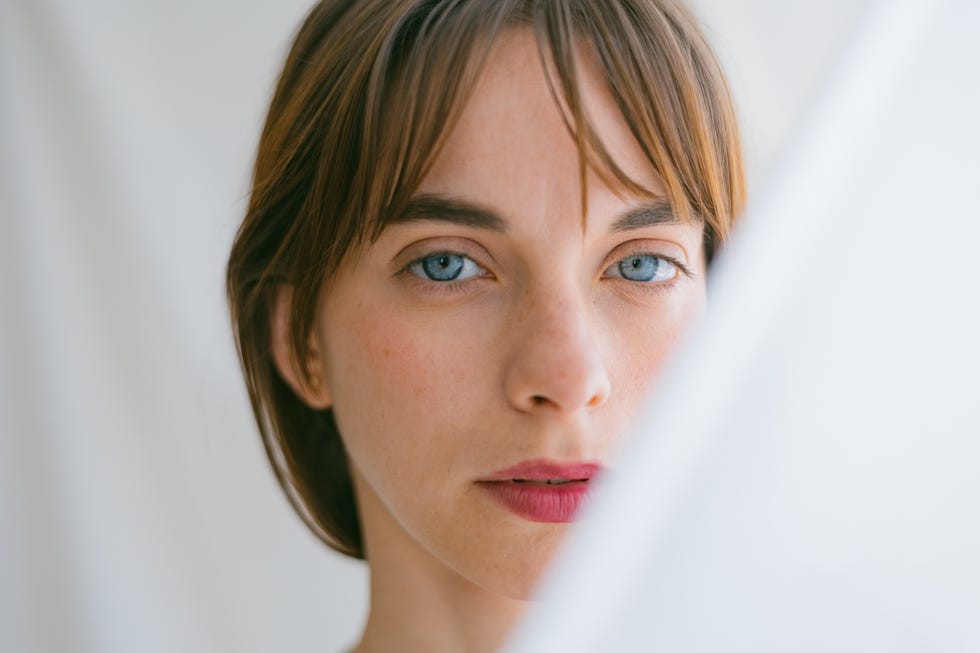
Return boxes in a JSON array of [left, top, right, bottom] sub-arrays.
[[586, 392, 604, 408], [504, 336, 611, 413]]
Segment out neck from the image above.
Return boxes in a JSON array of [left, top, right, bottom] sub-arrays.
[[348, 471, 530, 653]]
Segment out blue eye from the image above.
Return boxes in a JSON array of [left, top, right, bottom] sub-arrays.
[[408, 252, 486, 282], [610, 254, 677, 282]]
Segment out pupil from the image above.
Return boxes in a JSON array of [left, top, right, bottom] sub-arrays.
[[422, 253, 465, 281]]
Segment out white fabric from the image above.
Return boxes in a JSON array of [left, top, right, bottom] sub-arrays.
[[507, 0, 980, 650]]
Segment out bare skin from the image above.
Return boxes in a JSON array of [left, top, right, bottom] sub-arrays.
[[273, 29, 707, 653]]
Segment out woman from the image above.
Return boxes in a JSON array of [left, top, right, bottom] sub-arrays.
[[226, 1, 744, 651]]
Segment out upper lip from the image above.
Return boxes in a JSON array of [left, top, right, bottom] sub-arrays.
[[477, 459, 605, 482]]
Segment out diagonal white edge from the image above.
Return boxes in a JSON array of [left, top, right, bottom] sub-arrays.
[[502, 0, 944, 650]]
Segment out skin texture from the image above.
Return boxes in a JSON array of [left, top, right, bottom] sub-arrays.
[[273, 29, 707, 653]]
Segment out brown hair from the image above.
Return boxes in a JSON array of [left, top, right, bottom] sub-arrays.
[[226, 0, 745, 560]]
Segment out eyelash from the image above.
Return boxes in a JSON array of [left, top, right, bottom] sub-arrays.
[[605, 254, 691, 301], [399, 251, 493, 296], [606, 252, 692, 279], [399, 249, 692, 295], [664, 255, 691, 278]]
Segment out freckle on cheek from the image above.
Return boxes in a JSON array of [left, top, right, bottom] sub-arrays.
[[345, 306, 447, 406], [370, 332, 430, 392]]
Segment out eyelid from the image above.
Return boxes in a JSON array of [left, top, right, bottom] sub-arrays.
[[392, 236, 496, 273]]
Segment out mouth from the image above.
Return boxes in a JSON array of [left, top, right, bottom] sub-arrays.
[[477, 459, 604, 483], [474, 459, 604, 522], [476, 476, 596, 523], [507, 478, 589, 485]]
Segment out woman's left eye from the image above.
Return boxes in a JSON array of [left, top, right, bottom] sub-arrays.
[[407, 252, 487, 282], [604, 254, 678, 282]]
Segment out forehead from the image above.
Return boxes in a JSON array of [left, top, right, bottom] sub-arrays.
[[416, 28, 667, 234]]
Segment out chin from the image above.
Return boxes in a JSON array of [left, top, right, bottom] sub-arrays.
[[476, 575, 541, 602], [470, 535, 566, 601]]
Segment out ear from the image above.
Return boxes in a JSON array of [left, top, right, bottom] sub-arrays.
[[270, 285, 332, 409]]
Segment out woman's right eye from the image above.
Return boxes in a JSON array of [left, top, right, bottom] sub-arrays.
[[407, 252, 487, 282]]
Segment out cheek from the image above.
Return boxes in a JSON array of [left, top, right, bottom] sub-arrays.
[[318, 297, 493, 469], [607, 288, 707, 405]]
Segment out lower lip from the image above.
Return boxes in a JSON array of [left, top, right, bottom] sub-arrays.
[[476, 481, 592, 523]]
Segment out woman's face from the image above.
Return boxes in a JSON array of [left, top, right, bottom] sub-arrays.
[[304, 31, 706, 600]]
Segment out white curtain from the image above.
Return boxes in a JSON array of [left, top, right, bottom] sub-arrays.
[[0, 2, 368, 652]]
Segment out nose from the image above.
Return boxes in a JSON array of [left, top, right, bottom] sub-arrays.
[[503, 289, 612, 415]]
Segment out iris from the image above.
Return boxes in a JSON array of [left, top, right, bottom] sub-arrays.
[[420, 253, 466, 281], [618, 255, 674, 282]]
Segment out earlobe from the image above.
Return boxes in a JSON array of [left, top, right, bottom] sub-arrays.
[[270, 285, 332, 409]]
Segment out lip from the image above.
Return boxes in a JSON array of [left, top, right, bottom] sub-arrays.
[[478, 459, 604, 482], [476, 459, 605, 523]]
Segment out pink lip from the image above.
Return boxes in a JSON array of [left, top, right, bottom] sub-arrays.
[[478, 460, 604, 482], [476, 459, 605, 523]]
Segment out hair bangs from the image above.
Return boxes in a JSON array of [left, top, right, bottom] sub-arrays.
[[227, 0, 745, 560]]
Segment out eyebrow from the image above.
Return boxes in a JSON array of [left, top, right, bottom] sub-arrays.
[[393, 195, 508, 232], [609, 201, 680, 232], [393, 194, 681, 233]]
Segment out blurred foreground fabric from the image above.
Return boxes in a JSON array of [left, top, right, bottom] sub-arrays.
[[508, 0, 980, 651]]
